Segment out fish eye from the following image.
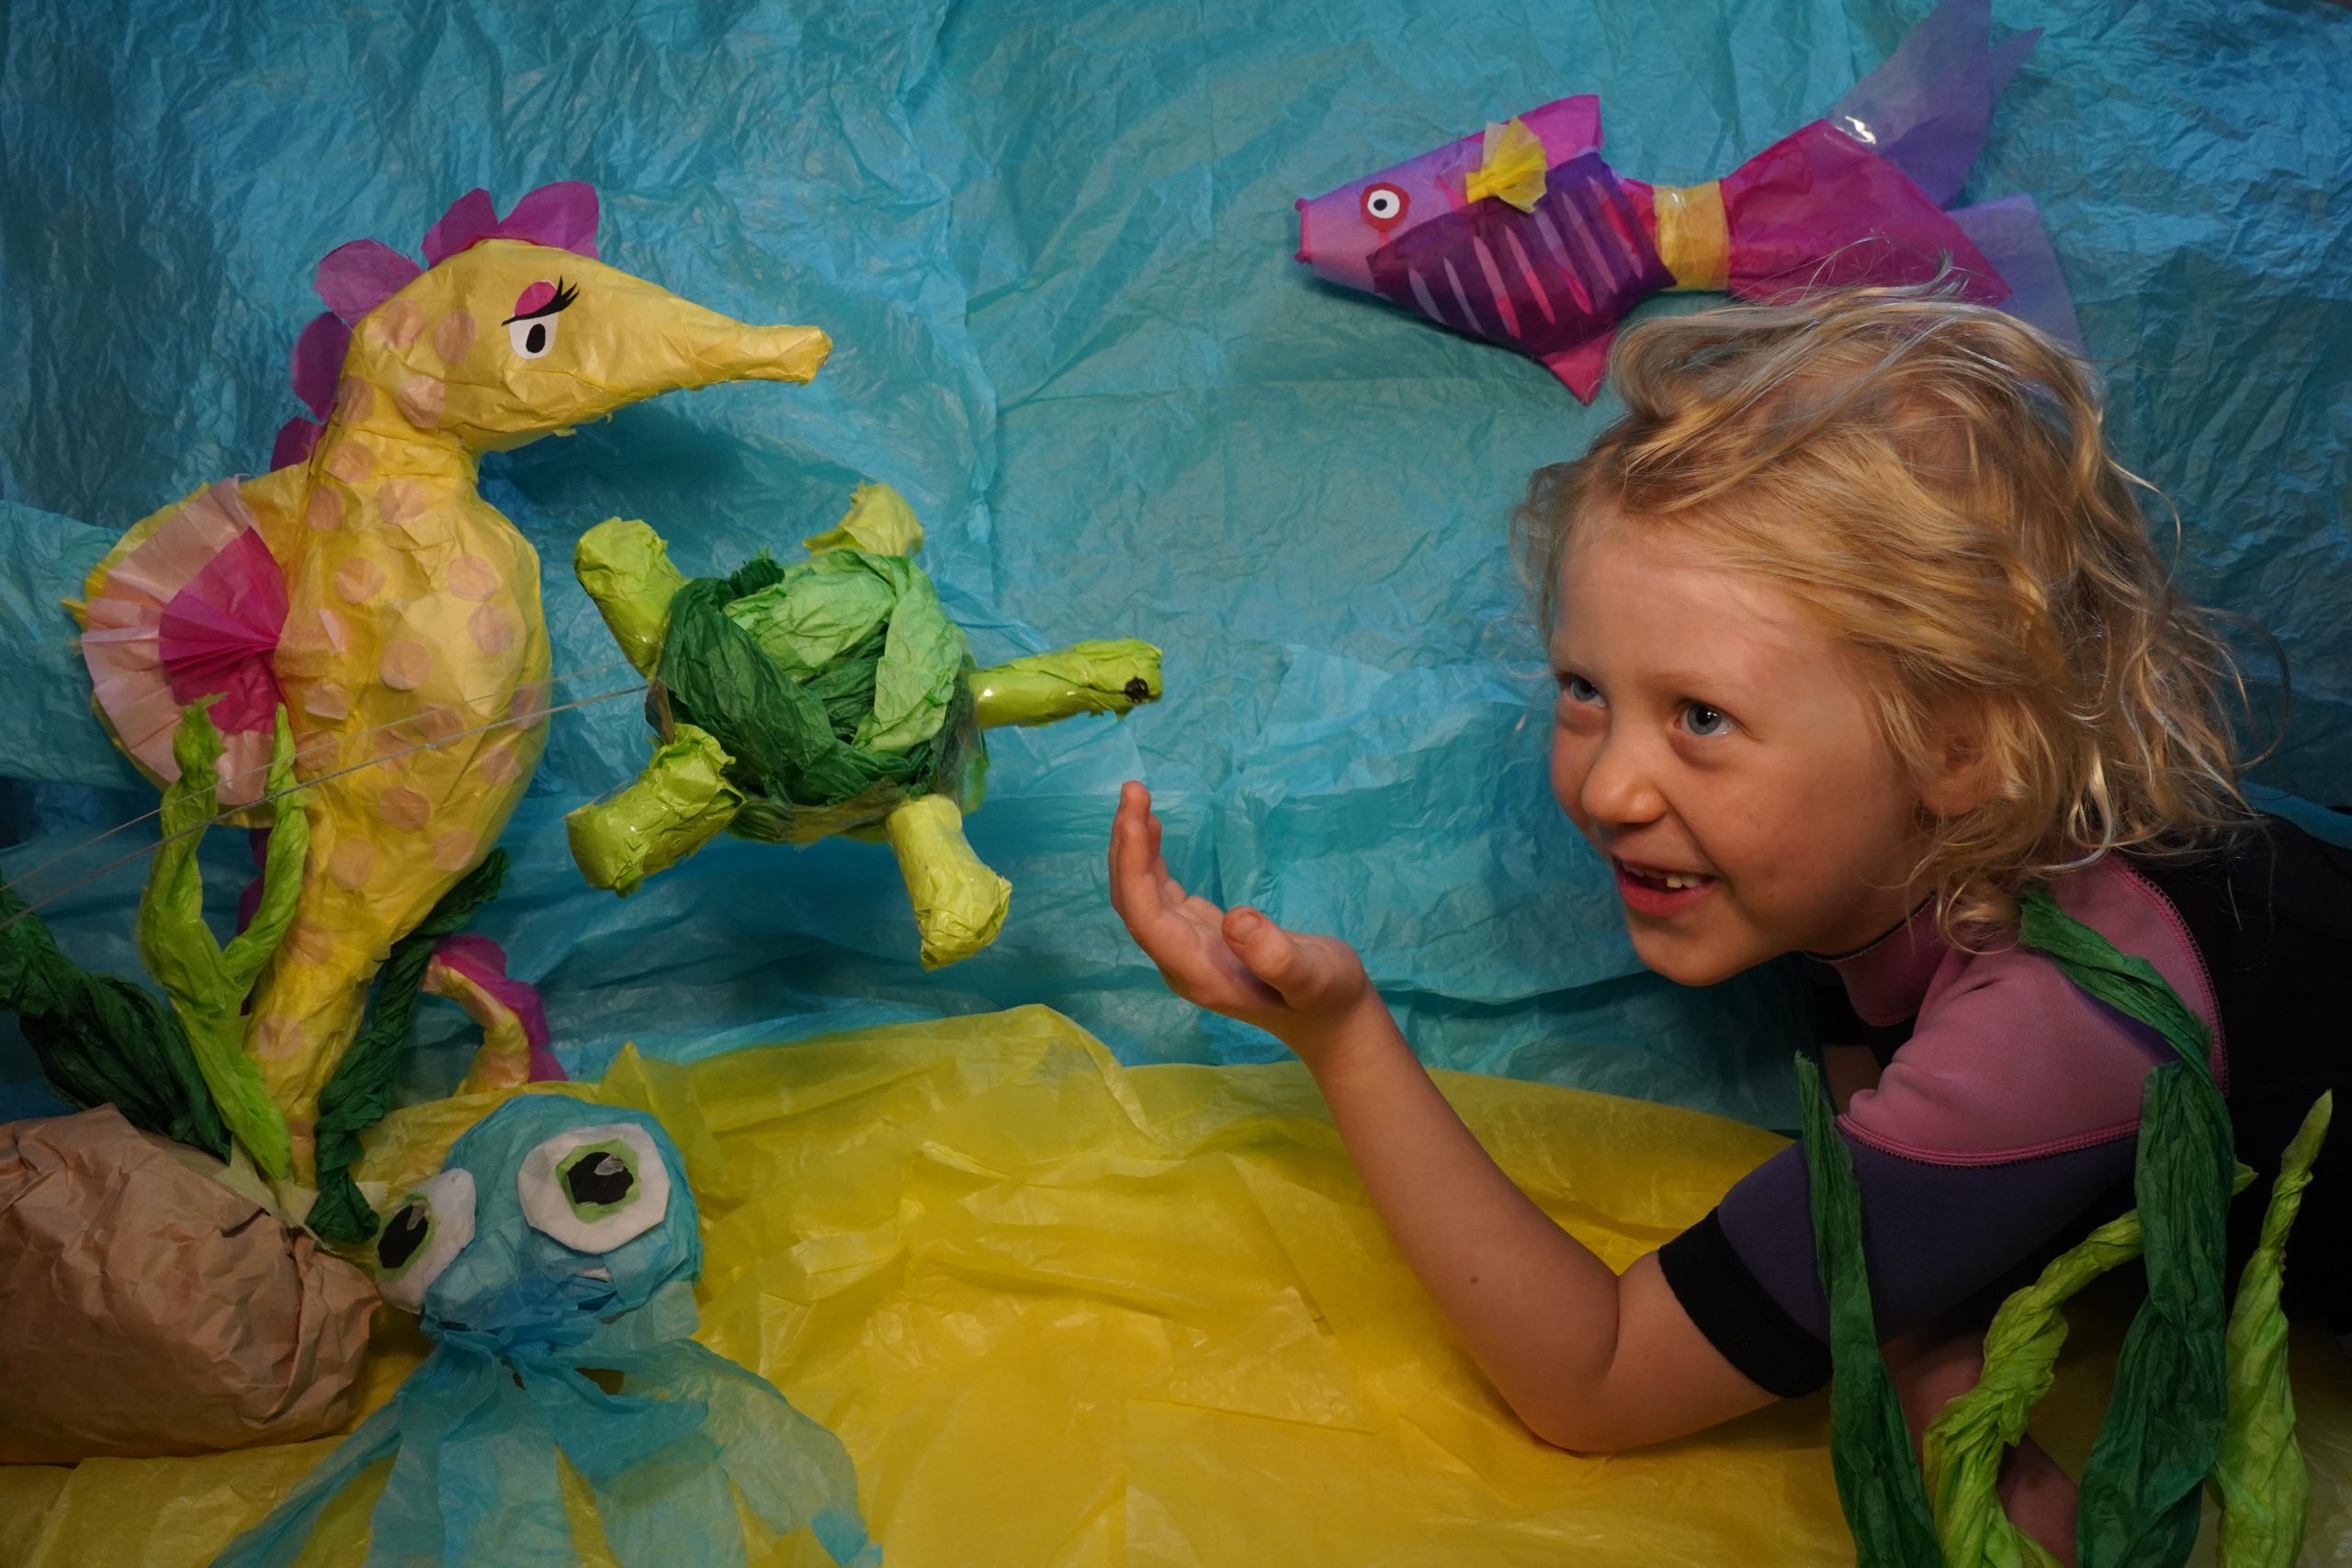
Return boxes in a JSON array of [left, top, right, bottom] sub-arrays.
[[1361, 183, 1409, 231], [375, 1168, 477, 1313], [517, 1122, 671, 1254]]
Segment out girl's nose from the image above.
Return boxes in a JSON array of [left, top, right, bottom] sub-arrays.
[[1578, 734, 1668, 829]]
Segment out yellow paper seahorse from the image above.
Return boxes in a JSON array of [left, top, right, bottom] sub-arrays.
[[72, 184, 828, 1174]]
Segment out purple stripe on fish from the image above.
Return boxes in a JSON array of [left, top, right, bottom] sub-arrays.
[[1370, 152, 1670, 362]]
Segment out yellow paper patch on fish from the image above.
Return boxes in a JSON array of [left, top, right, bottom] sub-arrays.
[[5, 1007, 2347, 1565], [1464, 116, 1547, 212]]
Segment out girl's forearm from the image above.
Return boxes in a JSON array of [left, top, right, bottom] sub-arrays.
[[1301, 998, 1623, 1431]]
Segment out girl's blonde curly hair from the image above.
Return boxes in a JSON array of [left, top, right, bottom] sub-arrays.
[[1513, 282, 2274, 937]]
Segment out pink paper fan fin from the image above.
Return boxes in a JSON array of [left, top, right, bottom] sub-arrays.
[[80, 480, 288, 808]]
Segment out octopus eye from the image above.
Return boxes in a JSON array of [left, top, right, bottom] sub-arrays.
[[517, 1122, 671, 1254], [375, 1168, 477, 1313], [1361, 183, 1409, 231]]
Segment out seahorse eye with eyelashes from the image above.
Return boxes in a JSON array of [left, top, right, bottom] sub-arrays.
[[503, 277, 579, 358]]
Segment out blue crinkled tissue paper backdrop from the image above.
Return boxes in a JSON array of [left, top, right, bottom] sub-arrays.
[[0, 0, 2345, 1130]]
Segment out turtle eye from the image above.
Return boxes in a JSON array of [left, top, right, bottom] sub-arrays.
[[375, 1168, 477, 1313], [1361, 183, 1409, 231], [517, 1122, 670, 1254]]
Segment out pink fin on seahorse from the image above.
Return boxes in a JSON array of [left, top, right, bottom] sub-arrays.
[[422, 182, 600, 266], [315, 239, 424, 326], [80, 480, 287, 807], [1541, 332, 1616, 403]]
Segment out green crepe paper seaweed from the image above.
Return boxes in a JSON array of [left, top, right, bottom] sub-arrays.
[[2016, 888, 2233, 1568], [134, 703, 302, 1180], [569, 484, 1162, 968], [1797, 1049, 1945, 1568], [0, 883, 227, 1159], [2211, 1091, 2332, 1568], [1922, 1156, 2261, 1568], [1808, 887, 2323, 1568], [306, 852, 511, 1245]]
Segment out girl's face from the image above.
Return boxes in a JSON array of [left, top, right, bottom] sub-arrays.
[[1548, 526, 1931, 986]]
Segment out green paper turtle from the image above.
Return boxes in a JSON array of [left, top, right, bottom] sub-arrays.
[[567, 483, 1161, 967]]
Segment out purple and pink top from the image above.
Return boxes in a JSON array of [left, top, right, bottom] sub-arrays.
[[1657, 818, 2352, 1395]]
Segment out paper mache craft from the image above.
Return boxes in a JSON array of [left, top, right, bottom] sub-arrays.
[[214, 1096, 880, 1568], [62, 180, 830, 1190], [564, 483, 1163, 968], [1294, 0, 2079, 400], [0, 182, 840, 1460]]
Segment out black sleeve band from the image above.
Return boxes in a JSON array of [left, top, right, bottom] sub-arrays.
[[1657, 1208, 1833, 1398]]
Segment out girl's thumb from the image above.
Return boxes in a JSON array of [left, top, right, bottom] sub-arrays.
[[1223, 908, 1301, 993]]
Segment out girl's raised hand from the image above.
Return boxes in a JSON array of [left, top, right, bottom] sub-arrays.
[[1108, 781, 1377, 1066]]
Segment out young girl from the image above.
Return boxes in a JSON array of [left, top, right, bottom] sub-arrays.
[[1107, 285, 2349, 1561]]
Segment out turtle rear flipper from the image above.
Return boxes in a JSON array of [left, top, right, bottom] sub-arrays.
[[883, 794, 1010, 969]]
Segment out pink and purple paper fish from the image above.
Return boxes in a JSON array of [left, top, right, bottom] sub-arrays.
[[1294, 0, 2077, 400]]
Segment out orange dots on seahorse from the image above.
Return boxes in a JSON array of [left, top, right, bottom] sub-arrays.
[[447, 554, 499, 601], [379, 639, 433, 691], [282, 919, 335, 966], [413, 703, 467, 744], [327, 839, 376, 892], [303, 486, 345, 532], [378, 785, 432, 831], [376, 478, 427, 528], [301, 681, 351, 722], [335, 376, 375, 424], [377, 300, 425, 349], [248, 1016, 306, 1062], [430, 829, 479, 873], [508, 681, 549, 730], [334, 557, 385, 604], [395, 375, 446, 431], [324, 440, 375, 486], [275, 607, 348, 680], [478, 743, 522, 785], [432, 310, 477, 366], [469, 603, 516, 654]]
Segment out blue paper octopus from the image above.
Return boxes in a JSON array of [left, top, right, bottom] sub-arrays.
[[217, 1097, 879, 1568]]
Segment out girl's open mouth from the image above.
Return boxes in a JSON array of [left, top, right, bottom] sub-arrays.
[[1612, 858, 1718, 918]]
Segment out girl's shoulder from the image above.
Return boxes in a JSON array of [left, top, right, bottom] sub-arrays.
[[1840, 854, 2221, 1166]]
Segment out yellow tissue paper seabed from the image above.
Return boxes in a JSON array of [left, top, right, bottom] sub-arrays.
[[4, 1008, 2346, 1567]]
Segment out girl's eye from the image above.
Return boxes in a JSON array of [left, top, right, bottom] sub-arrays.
[[1360, 183, 1409, 231], [1681, 701, 1734, 738], [1556, 673, 1602, 705]]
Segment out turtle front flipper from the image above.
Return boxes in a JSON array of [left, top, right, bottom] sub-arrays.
[[576, 517, 688, 676], [567, 724, 744, 896], [970, 640, 1163, 728], [883, 794, 1011, 969]]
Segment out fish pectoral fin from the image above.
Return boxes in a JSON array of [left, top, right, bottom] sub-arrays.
[[1541, 333, 1615, 403]]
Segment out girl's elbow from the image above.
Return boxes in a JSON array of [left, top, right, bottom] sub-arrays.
[[1510, 1393, 1635, 1455]]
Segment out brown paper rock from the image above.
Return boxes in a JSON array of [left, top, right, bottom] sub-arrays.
[[0, 1105, 376, 1462]]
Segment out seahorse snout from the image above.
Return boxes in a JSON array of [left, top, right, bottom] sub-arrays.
[[715, 322, 832, 384]]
